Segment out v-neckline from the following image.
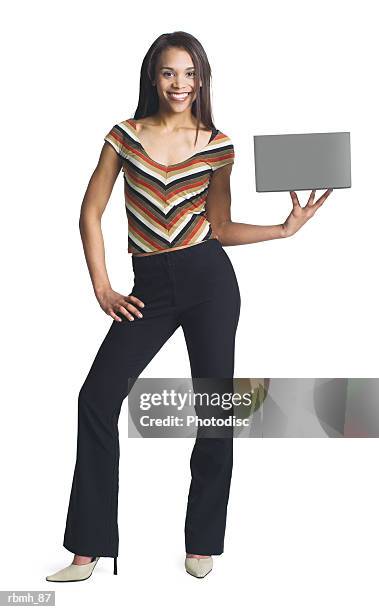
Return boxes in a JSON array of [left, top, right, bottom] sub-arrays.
[[125, 118, 218, 169]]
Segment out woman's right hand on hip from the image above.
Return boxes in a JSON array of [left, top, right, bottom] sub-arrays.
[[96, 287, 145, 322]]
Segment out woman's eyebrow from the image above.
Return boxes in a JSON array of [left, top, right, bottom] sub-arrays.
[[160, 66, 195, 70]]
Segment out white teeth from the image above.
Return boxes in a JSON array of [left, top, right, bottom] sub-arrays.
[[168, 92, 190, 99]]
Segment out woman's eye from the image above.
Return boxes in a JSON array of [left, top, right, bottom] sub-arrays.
[[162, 71, 195, 78]]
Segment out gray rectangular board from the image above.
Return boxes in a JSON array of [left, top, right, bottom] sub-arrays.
[[253, 132, 351, 192]]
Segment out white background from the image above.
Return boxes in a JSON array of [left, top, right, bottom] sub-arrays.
[[1, 0, 378, 609]]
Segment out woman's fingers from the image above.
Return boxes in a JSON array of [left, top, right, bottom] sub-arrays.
[[315, 188, 333, 206], [119, 302, 144, 320], [124, 295, 145, 318], [98, 288, 146, 322], [118, 305, 136, 321], [114, 294, 146, 322], [126, 294, 145, 309], [307, 189, 317, 205], [289, 191, 301, 208], [307, 188, 333, 212], [291, 187, 333, 213], [108, 309, 124, 323]]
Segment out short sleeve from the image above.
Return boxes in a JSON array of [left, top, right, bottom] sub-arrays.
[[104, 124, 128, 160], [209, 133, 235, 172]]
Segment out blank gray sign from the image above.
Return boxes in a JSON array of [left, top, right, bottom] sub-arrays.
[[253, 132, 351, 192]]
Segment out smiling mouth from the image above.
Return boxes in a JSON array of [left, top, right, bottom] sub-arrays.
[[167, 92, 191, 100]]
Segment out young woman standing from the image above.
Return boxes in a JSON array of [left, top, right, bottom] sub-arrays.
[[46, 31, 332, 582]]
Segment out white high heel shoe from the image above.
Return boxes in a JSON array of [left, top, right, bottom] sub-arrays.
[[185, 555, 213, 578], [45, 556, 118, 582]]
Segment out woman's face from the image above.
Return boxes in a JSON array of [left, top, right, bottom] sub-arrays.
[[153, 46, 201, 114]]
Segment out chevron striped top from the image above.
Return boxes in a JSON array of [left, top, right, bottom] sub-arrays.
[[104, 118, 235, 254]]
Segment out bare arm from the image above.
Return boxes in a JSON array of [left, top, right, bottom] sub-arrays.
[[205, 165, 333, 246], [78, 142, 144, 322], [78, 142, 122, 294]]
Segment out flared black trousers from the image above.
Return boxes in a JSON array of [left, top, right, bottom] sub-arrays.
[[63, 238, 241, 557]]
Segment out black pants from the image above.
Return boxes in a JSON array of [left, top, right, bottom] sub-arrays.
[[63, 238, 241, 557]]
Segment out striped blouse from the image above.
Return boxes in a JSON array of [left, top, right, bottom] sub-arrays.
[[104, 118, 235, 254]]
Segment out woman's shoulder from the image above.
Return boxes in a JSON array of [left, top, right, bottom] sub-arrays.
[[206, 128, 235, 171], [105, 118, 133, 133], [211, 128, 234, 148], [104, 119, 136, 158]]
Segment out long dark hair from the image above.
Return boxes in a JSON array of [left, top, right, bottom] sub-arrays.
[[133, 31, 216, 146]]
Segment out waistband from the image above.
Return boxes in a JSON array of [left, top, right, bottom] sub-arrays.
[[131, 238, 221, 272]]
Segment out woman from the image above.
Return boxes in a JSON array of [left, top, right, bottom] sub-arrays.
[[46, 31, 333, 582]]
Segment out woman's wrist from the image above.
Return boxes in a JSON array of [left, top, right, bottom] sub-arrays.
[[279, 223, 289, 238], [94, 283, 112, 298]]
